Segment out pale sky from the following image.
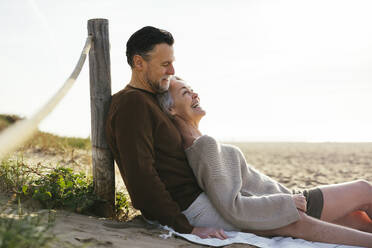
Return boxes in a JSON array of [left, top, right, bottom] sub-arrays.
[[1, 0, 372, 142]]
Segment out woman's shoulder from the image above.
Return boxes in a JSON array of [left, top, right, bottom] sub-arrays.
[[188, 135, 242, 154], [194, 134, 217, 144]]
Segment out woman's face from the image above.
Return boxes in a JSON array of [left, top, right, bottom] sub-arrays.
[[169, 79, 206, 122]]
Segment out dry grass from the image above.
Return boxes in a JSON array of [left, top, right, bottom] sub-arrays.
[[0, 114, 92, 178], [0, 114, 22, 134], [0, 113, 90, 153]]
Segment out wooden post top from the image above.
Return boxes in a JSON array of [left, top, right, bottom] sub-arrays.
[[88, 19, 108, 24]]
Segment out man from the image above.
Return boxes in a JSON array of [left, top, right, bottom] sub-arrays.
[[105, 26, 227, 239]]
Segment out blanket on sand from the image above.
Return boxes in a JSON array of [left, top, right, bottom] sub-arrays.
[[137, 218, 362, 248], [160, 225, 363, 248]]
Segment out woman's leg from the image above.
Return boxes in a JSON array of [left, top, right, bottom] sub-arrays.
[[319, 180, 372, 232], [332, 210, 372, 232], [251, 211, 372, 247]]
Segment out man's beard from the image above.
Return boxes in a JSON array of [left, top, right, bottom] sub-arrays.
[[147, 76, 170, 93]]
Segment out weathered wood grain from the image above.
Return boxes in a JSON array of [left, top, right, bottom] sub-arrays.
[[88, 18, 115, 217]]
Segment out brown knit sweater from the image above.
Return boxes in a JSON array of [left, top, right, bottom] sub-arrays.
[[105, 85, 202, 233]]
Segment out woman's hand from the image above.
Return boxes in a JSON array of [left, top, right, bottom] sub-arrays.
[[292, 194, 307, 212], [192, 226, 228, 240], [172, 115, 202, 149]]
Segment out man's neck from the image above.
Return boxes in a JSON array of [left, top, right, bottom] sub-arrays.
[[129, 73, 155, 94]]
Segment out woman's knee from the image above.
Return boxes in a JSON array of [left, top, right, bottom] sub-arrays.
[[354, 179, 372, 194], [348, 180, 372, 202]]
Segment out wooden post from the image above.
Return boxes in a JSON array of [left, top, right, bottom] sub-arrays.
[[87, 18, 115, 217]]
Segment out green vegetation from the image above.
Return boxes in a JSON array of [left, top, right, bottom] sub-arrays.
[[0, 158, 130, 247], [0, 159, 33, 194], [115, 191, 130, 220], [0, 114, 131, 247], [0, 158, 130, 220], [0, 210, 55, 248], [25, 167, 98, 214]]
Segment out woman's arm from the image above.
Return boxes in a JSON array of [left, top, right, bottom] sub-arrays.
[[172, 117, 302, 230], [185, 135, 301, 231]]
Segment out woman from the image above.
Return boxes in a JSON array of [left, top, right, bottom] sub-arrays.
[[157, 76, 372, 247]]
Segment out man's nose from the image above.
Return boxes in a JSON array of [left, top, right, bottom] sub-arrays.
[[167, 64, 175, 75], [192, 92, 199, 99]]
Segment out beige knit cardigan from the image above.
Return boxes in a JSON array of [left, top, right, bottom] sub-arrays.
[[185, 135, 300, 230]]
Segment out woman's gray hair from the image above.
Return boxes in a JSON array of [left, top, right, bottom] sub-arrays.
[[157, 76, 184, 118], [157, 88, 174, 118]]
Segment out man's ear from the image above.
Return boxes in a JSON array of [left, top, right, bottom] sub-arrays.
[[133, 55, 145, 70]]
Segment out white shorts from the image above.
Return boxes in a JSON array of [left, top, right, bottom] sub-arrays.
[[182, 192, 240, 231]]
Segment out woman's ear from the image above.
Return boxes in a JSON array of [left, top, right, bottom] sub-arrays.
[[168, 106, 177, 116], [168, 107, 176, 115]]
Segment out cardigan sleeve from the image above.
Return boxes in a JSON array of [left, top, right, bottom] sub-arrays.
[[185, 135, 300, 230]]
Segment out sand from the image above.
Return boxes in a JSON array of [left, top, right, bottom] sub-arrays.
[[8, 142, 372, 247]]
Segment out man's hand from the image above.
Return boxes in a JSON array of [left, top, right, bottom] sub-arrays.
[[292, 194, 307, 212], [172, 115, 202, 149], [191, 226, 228, 240]]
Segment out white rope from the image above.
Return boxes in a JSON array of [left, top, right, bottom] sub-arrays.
[[0, 36, 92, 161]]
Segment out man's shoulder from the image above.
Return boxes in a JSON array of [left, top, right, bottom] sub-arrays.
[[109, 85, 160, 119], [111, 86, 158, 111], [112, 86, 153, 103]]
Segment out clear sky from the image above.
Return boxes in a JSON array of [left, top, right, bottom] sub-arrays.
[[1, 0, 372, 142]]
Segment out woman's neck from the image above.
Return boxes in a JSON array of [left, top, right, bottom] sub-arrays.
[[175, 116, 202, 149], [183, 117, 201, 130]]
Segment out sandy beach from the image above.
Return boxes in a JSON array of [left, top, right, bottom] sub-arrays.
[[6, 141, 372, 247]]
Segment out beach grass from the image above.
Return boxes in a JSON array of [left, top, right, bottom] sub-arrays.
[[0, 212, 55, 248], [0, 114, 91, 153], [0, 114, 131, 247]]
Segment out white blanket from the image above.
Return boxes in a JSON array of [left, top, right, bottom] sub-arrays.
[[159, 225, 363, 248]]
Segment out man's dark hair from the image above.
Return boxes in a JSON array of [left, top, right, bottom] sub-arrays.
[[126, 26, 174, 68]]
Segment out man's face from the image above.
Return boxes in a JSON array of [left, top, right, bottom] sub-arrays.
[[144, 43, 175, 93]]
